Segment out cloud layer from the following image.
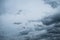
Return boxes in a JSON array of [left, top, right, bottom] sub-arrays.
[[0, 0, 60, 40]]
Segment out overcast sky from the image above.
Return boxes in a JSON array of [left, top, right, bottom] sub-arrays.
[[0, 0, 60, 40]]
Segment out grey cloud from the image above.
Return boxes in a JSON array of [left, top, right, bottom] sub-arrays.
[[1, 0, 60, 40], [0, 0, 5, 15], [41, 13, 60, 40], [41, 13, 60, 25], [43, 0, 60, 8]]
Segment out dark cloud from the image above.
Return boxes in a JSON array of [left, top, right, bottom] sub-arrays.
[[41, 13, 60, 40], [16, 13, 60, 40], [43, 0, 60, 8], [41, 13, 60, 25], [18, 29, 31, 36]]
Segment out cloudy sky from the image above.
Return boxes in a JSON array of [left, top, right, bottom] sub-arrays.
[[0, 0, 60, 40]]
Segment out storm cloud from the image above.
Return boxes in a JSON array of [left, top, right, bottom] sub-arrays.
[[0, 0, 60, 40]]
